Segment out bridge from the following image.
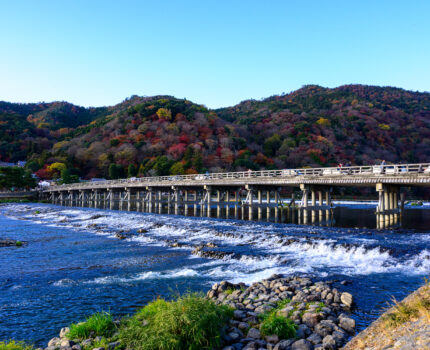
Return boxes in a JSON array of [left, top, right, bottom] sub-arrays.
[[44, 163, 430, 228]]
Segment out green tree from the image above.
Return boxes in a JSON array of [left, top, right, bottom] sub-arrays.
[[192, 151, 203, 172], [263, 134, 281, 157], [170, 162, 185, 175], [108, 163, 119, 179], [60, 168, 72, 184], [128, 164, 137, 177], [154, 156, 173, 176]]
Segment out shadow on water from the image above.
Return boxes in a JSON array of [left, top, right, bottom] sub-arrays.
[[69, 200, 430, 231]]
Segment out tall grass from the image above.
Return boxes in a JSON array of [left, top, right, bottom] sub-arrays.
[[119, 293, 233, 350], [67, 312, 115, 340], [0, 341, 33, 350]]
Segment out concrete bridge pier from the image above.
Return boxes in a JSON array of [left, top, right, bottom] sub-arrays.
[[376, 183, 400, 228]]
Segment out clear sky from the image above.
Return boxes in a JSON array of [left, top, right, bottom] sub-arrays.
[[1, 0, 429, 108]]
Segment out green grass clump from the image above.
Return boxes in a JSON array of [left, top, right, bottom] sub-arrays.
[[0, 341, 33, 350], [15, 241, 22, 247], [67, 312, 115, 340], [119, 293, 233, 350], [276, 298, 291, 309], [260, 313, 297, 339]]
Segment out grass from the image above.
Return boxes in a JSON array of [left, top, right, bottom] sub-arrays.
[[15, 241, 22, 247], [119, 293, 233, 350], [0, 341, 33, 350], [0, 199, 31, 204], [260, 313, 297, 339], [258, 298, 297, 339], [383, 279, 430, 328], [67, 312, 115, 340]]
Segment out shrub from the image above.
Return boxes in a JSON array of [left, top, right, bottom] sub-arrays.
[[0, 341, 33, 350], [67, 312, 115, 340], [260, 313, 297, 339], [15, 241, 22, 247], [119, 293, 233, 350]]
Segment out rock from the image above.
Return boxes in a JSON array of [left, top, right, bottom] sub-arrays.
[[59, 327, 70, 338], [92, 348, 105, 350], [137, 228, 148, 233], [291, 339, 312, 350], [115, 233, 126, 239], [238, 322, 249, 330], [247, 328, 261, 339], [340, 292, 353, 308], [228, 332, 241, 341], [234, 310, 247, 320], [307, 333, 322, 345], [48, 338, 61, 347], [273, 340, 294, 350], [108, 342, 121, 350], [81, 339, 92, 347], [45, 347, 57, 350], [59, 340, 73, 348], [302, 312, 321, 328], [264, 335, 279, 344], [338, 315, 355, 333], [296, 324, 311, 339], [71, 345, 81, 350], [322, 335, 336, 350], [331, 330, 346, 347]]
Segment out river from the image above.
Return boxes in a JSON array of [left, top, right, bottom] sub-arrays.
[[0, 202, 429, 345]]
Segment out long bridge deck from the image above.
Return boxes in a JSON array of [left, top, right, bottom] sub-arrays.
[[43, 163, 430, 229], [45, 163, 430, 192]]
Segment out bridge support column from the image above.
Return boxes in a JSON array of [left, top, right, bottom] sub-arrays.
[[109, 190, 114, 210], [376, 184, 400, 229], [204, 186, 211, 217], [257, 190, 262, 220]]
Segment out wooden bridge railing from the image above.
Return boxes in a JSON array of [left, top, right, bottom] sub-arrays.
[[47, 163, 430, 190]]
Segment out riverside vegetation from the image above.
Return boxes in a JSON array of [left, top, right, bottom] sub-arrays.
[[1, 275, 357, 350]]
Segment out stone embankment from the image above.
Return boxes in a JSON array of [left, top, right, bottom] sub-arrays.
[[343, 280, 430, 350], [44, 275, 355, 350]]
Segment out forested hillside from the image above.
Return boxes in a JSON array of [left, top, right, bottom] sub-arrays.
[[1, 85, 430, 180]]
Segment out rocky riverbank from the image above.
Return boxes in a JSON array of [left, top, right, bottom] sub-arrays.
[[43, 275, 356, 350], [343, 279, 430, 350]]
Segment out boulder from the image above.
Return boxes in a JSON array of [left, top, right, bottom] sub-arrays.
[[264, 335, 279, 344], [307, 333, 322, 345], [59, 327, 70, 338], [302, 312, 321, 328], [322, 334, 336, 350], [338, 315, 355, 334], [247, 328, 261, 339], [48, 338, 61, 347], [340, 292, 353, 308], [273, 340, 294, 350], [291, 339, 312, 350]]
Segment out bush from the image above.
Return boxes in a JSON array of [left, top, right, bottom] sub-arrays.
[[67, 312, 115, 340], [259, 313, 297, 339], [119, 293, 233, 350], [15, 241, 22, 247], [0, 341, 33, 350]]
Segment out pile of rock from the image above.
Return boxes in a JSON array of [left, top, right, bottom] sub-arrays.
[[207, 275, 355, 350], [45, 326, 120, 350]]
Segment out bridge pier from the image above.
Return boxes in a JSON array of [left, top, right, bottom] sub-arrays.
[[299, 185, 332, 225], [376, 183, 400, 228]]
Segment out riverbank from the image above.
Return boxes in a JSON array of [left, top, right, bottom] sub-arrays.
[[32, 275, 355, 350], [343, 279, 430, 350]]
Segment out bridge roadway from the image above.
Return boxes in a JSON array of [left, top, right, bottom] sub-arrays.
[[44, 163, 430, 228]]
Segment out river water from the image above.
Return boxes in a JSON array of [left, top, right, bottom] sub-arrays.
[[1, 202, 429, 345]]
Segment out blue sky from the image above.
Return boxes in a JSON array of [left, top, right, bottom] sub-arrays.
[[1, 0, 429, 108]]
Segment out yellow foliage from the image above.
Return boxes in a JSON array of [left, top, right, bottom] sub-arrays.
[[316, 117, 330, 127], [368, 103, 374, 108], [47, 162, 67, 173], [351, 99, 358, 106], [53, 141, 69, 150], [379, 123, 390, 130], [156, 108, 172, 121]]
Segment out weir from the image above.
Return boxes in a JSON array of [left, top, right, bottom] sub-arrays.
[[44, 163, 430, 228]]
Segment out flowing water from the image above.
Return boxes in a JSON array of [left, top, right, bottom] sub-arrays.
[[1, 202, 429, 346]]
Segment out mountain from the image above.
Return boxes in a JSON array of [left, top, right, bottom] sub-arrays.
[[1, 84, 430, 179]]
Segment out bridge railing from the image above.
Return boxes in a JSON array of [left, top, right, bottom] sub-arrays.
[[47, 163, 430, 190]]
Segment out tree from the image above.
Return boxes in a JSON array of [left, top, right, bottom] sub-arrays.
[[170, 162, 185, 175], [192, 151, 203, 172], [109, 163, 119, 179], [60, 168, 72, 184], [156, 108, 172, 121], [154, 156, 174, 176], [128, 164, 137, 177], [263, 134, 281, 157]]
